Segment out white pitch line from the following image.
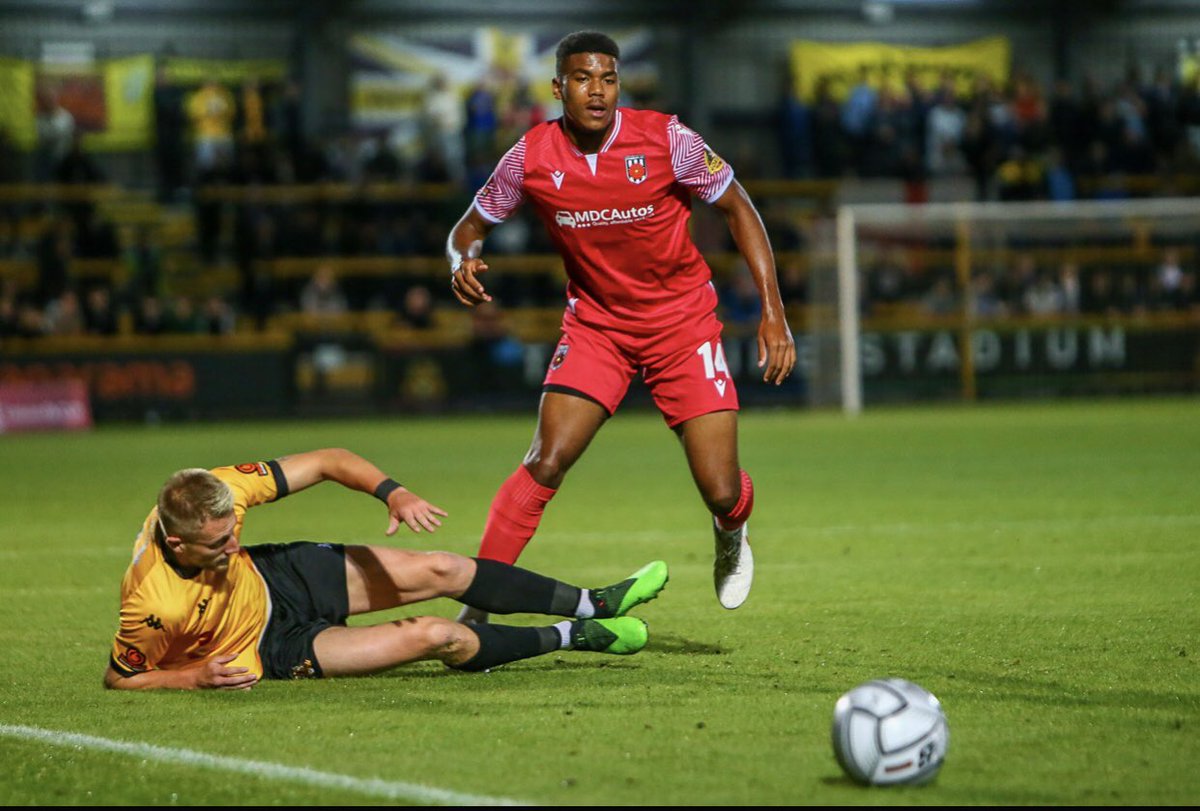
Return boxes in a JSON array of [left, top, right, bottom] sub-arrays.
[[0, 724, 534, 807]]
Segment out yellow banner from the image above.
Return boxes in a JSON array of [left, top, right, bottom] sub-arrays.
[[82, 54, 154, 151], [0, 57, 36, 150], [790, 36, 1010, 103]]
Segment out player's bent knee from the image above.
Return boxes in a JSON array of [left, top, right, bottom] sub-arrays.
[[703, 485, 741, 516], [421, 551, 473, 596], [412, 616, 475, 664], [524, 452, 573, 486]]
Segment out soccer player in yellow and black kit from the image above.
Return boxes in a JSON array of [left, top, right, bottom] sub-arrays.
[[105, 447, 669, 689]]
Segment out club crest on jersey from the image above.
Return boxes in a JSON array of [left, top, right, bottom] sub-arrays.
[[550, 343, 569, 370], [625, 154, 647, 184]]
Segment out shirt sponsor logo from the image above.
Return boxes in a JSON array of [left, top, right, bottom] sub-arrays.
[[554, 204, 655, 229], [235, 462, 269, 476], [625, 154, 647, 184]]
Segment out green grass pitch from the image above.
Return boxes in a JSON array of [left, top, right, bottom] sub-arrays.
[[0, 396, 1196, 805]]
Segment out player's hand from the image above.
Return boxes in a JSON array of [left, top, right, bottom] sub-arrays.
[[757, 312, 796, 385], [450, 258, 492, 306], [385, 488, 448, 535], [194, 654, 258, 690]]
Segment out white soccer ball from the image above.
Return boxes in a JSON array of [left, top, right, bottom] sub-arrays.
[[831, 677, 949, 786]]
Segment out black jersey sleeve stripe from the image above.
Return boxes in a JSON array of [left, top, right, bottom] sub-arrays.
[[268, 459, 289, 500]]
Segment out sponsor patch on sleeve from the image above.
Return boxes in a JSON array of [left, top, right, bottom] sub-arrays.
[[234, 462, 270, 476], [117, 645, 148, 673], [704, 148, 726, 175]]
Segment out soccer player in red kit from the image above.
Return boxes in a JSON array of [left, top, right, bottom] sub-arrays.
[[446, 31, 795, 617]]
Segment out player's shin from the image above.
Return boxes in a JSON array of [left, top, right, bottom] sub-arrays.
[[476, 465, 556, 563], [457, 557, 582, 616], [450, 624, 561, 671]]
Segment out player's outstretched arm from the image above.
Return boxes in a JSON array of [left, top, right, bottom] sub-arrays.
[[103, 656, 258, 691], [712, 180, 797, 385], [447, 205, 495, 307], [275, 448, 447, 534]]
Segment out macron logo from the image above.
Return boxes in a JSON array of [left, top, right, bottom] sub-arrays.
[[713, 379, 727, 397], [553, 204, 655, 229], [552, 170, 565, 189]]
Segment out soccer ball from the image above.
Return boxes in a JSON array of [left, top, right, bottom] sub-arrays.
[[831, 677, 949, 786]]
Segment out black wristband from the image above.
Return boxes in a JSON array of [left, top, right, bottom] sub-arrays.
[[373, 478, 403, 503]]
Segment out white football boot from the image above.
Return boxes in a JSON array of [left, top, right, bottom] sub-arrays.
[[455, 604, 489, 625], [713, 517, 753, 609]]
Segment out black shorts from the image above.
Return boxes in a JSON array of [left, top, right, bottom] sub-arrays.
[[247, 542, 349, 680]]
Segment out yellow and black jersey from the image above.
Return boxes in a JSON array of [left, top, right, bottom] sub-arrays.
[[109, 460, 290, 680]]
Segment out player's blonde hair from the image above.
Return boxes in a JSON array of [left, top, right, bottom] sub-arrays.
[[157, 468, 234, 541]]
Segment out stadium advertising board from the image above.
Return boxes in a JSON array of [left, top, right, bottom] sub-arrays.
[[0, 345, 291, 421]]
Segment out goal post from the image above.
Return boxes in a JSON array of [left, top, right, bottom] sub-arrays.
[[826, 197, 1200, 414]]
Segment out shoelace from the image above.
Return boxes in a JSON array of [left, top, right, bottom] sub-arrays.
[[715, 532, 742, 571]]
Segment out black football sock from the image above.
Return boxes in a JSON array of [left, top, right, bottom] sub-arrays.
[[450, 623, 561, 672], [457, 557, 581, 616]]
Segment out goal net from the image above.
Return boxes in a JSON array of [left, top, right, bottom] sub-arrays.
[[814, 198, 1200, 414]]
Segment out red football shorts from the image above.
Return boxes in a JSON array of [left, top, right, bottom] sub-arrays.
[[543, 308, 740, 427]]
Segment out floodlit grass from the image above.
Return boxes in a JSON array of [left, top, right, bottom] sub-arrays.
[[0, 397, 1197, 805]]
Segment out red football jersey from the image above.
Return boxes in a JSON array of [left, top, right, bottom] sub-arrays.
[[474, 108, 735, 335]]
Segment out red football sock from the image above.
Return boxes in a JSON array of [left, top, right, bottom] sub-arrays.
[[477, 465, 557, 564], [715, 469, 754, 531]]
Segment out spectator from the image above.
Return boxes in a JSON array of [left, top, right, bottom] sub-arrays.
[[1057, 260, 1083, 314], [237, 78, 269, 155], [926, 83, 966, 176], [168, 295, 205, 333], [201, 295, 237, 335], [960, 102, 998, 200], [1023, 271, 1065, 316], [398, 284, 436, 330], [841, 66, 878, 175], [34, 87, 75, 182], [300, 263, 349, 318], [719, 262, 763, 333], [270, 79, 306, 179], [463, 76, 499, 187], [35, 216, 74, 307], [995, 146, 1045, 201], [969, 270, 1007, 319], [811, 77, 846, 178], [1044, 146, 1076, 201], [423, 73, 466, 184], [1048, 78, 1087, 174], [778, 70, 813, 179], [82, 285, 120, 335], [361, 133, 402, 183], [187, 80, 236, 176], [134, 294, 170, 335], [467, 300, 524, 395], [1150, 247, 1188, 310], [43, 289, 85, 335], [153, 64, 188, 202], [920, 274, 959, 316]]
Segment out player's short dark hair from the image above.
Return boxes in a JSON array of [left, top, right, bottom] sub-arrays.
[[555, 31, 620, 77]]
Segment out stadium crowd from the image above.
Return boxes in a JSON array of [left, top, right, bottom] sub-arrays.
[[2, 61, 1200, 345]]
